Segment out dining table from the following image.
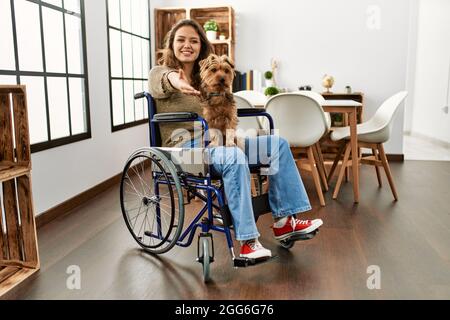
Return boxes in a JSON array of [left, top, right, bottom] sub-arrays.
[[252, 96, 363, 203]]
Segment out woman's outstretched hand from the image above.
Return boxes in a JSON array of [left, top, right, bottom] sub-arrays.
[[168, 69, 201, 96]]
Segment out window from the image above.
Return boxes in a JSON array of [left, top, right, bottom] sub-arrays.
[[0, 0, 90, 153], [106, 0, 150, 132]]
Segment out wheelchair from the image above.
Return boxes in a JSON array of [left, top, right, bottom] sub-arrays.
[[119, 92, 319, 282]]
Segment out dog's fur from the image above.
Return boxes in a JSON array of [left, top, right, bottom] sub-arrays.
[[199, 54, 238, 147]]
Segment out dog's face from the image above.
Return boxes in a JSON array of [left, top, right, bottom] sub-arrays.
[[199, 54, 235, 93]]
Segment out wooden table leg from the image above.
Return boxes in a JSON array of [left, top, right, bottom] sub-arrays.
[[349, 110, 359, 203]]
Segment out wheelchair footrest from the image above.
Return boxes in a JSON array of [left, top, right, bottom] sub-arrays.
[[287, 229, 319, 242], [233, 255, 278, 268]]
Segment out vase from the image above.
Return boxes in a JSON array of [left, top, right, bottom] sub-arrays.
[[265, 79, 273, 87], [206, 31, 217, 41]]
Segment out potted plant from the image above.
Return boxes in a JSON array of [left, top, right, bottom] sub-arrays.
[[332, 113, 343, 126], [264, 71, 274, 87], [264, 86, 280, 97], [204, 20, 219, 41]]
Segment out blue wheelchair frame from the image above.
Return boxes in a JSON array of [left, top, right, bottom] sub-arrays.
[[137, 92, 275, 262]]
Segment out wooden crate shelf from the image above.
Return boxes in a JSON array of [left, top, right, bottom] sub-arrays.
[[0, 163, 30, 183], [0, 85, 39, 298], [154, 6, 235, 62]]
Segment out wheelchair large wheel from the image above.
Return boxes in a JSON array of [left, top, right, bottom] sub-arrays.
[[120, 148, 184, 254]]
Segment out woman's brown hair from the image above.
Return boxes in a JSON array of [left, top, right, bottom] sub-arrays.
[[158, 19, 214, 89]]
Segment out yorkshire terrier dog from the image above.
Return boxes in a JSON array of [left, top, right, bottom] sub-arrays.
[[199, 54, 238, 147]]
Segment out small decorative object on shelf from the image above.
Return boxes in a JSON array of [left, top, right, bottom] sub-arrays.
[[322, 74, 335, 93], [299, 85, 312, 91], [219, 33, 226, 41], [264, 86, 280, 97], [204, 19, 219, 41], [345, 85, 352, 94], [264, 71, 273, 87], [332, 113, 344, 126], [271, 58, 279, 87]]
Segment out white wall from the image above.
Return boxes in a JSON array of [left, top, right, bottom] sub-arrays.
[[31, 0, 164, 215], [160, 0, 412, 154], [410, 0, 450, 144]]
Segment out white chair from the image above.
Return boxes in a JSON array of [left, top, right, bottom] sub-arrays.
[[234, 90, 268, 129], [329, 91, 408, 201], [234, 90, 267, 107], [265, 92, 330, 206], [234, 95, 263, 138], [292, 91, 332, 130], [233, 94, 268, 196]]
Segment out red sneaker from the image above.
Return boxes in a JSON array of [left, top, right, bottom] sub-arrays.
[[239, 239, 272, 259], [273, 216, 323, 240]]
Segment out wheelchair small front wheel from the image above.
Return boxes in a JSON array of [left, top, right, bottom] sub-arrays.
[[200, 237, 211, 283], [120, 148, 184, 254], [279, 239, 295, 250]]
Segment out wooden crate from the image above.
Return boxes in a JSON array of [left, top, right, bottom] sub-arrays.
[[0, 85, 39, 297], [190, 6, 235, 61], [154, 6, 235, 62], [154, 8, 187, 62]]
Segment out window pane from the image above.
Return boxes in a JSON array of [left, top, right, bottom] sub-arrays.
[[134, 80, 144, 121], [20, 76, 48, 144], [0, 0, 16, 70], [121, 0, 131, 33], [124, 80, 134, 123], [69, 78, 86, 135], [64, 0, 80, 13], [66, 13, 84, 74], [110, 29, 122, 77], [131, 0, 140, 36], [132, 36, 142, 79], [43, 0, 62, 7], [15, 0, 43, 72], [142, 38, 150, 79], [43, 7, 66, 73], [112, 80, 124, 126], [47, 77, 70, 139], [108, 0, 120, 29], [122, 32, 133, 78], [139, 0, 149, 38], [0, 76, 17, 85]]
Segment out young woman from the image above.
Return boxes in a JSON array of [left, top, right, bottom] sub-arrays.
[[148, 19, 323, 259]]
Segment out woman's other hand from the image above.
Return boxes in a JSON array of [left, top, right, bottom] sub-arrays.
[[168, 69, 201, 96]]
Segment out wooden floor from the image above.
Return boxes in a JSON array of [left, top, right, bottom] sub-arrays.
[[4, 160, 450, 300]]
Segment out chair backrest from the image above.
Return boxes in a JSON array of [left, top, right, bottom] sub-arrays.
[[366, 91, 408, 143], [234, 94, 262, 137], [265, 92, 329, 147], [234, 90, 267, 108]]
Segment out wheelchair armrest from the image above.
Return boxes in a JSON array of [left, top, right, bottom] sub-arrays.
[[153, 112, 199, 123], [237, 108, 266, 116]]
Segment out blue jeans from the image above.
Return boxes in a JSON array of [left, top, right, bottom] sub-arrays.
[[184, 135, 311, 241]]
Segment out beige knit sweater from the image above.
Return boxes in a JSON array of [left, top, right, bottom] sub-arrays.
[[148, 66, 204, 147]]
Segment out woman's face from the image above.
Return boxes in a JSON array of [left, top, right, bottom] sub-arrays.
[[173, 26, 201, 65]]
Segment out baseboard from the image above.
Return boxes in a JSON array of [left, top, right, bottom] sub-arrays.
[[406, 132, 450, 149], [36, 173, 122, 229], [387, 154, 404, 162]]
